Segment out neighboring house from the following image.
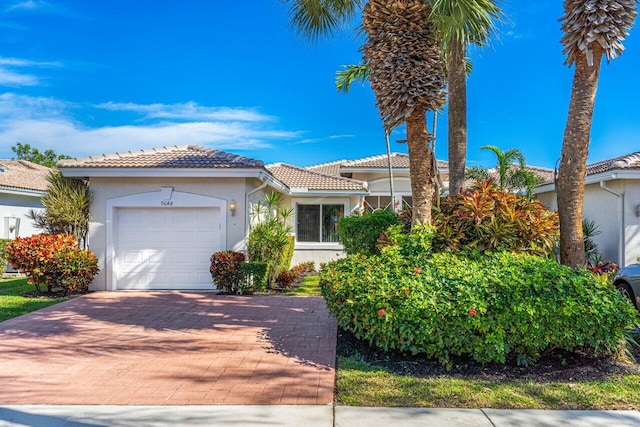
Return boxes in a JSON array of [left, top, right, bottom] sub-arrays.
[[535, 152, 640, 267], [306, 152, 449, 210], [0, 160, 49, 239], [58, 145, 450, 291]]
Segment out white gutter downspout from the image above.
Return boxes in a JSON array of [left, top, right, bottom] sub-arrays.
[[245, 174, 269, 236], [600, 179, 625, 267]]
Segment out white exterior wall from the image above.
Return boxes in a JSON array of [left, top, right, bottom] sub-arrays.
[[0, 192, 44, 238], [623, 181, 640, 265], [536, 179, 640, 266], [87, 176, 253, 290]]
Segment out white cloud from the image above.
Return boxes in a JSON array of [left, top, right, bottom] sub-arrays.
[[97, 101, 273, 122], [0, 56, 62, 87], [5, 0, 55, 13], [0, 93, 301, 158]]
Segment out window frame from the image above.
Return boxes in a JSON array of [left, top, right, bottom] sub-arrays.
[[294, 198, 349, 249]]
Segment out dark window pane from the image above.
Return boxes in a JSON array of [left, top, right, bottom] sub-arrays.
[[322, 204, 343, 242], [297, 205, 320, 242]]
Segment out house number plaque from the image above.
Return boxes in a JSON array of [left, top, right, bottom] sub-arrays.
[[160, 200, 174, 206]]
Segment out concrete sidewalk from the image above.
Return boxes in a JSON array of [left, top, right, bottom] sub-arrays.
[[1, 405, 640, 426]]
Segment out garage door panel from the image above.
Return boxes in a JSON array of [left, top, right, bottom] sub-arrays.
[[115, 207, 222, 290]]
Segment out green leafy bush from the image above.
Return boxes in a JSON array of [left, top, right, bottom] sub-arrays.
[[338, 209, 400, 255], [278, 235, 295, 272], [239, 262, 268, 292], [6, 234, 99, 294], [210, 251, 246, 293], [320, 250, 638, 367], [0, 238, 9, 276], [432, 180, 559, 256]]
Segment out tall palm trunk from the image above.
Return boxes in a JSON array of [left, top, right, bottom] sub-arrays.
[[557, 45, 603, 268], [406, 108, 435, 225], [446, 41, 467, 195]]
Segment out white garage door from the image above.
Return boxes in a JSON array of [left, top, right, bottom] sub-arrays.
[[114, 207, 222, 290]]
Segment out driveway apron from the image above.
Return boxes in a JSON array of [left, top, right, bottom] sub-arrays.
[[0, 292, 336, 405]]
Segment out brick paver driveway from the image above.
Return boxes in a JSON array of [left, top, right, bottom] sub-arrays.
[[0, 292, 336, 405]]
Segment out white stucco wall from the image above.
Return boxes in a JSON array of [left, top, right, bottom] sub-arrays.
[[0, 192, 44, 238], [87, 176, 254, 290], [536, 179, 639, 266]]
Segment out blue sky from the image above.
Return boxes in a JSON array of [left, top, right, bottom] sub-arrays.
[[0, 0, 638, 169]]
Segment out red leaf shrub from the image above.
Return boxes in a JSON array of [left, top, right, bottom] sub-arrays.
[[210, 251, 246, 293], [6, 234, 99, 294], [290, 261, 315, 277], [274, 270, 297, 288]]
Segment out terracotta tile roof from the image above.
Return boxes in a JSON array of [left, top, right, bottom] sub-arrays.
[[538, 152, 640, 186], [587, 151, 640, 175], [57, 145, 264, 169], [266, 163, 367, 192], [306, 160, 345, 176], [0, 160, 50, 193], [307, 153, 448, 176]]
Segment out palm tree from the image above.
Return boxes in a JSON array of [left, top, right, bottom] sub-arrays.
[[28, 170, 93, 248], [480, 145, 525, 189], [288, 0, 446, 225], [362, 0, 446, 224], [557, 0, 637, 268], [429, 0, 501, 196]]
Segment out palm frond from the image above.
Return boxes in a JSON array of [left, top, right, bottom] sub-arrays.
[[335, 64, 371, 93], [287, 0, 364, 42]]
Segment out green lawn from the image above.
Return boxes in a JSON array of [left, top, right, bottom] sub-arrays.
[[0, 277, 69, 322], [336, 355, 640, 410], [284, 274, 321, 296]]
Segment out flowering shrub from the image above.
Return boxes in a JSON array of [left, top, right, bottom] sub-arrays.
[[320, 250, 638, 367], [6, 234, 99, 294], [210, 251, 246, 293]]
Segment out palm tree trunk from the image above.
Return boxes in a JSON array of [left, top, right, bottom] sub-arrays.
[[447, 41, 467, 196], [407, 107, 435, 225], [558, 45, 603, 268]]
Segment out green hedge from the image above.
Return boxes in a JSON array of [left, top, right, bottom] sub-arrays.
[[337, 209, 400, 255], [0, 238, 10, 276], [240, 262, 268, 292], [320, 250, 638, 367]]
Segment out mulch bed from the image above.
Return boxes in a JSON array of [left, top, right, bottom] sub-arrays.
[[337, 327, 640, 382]]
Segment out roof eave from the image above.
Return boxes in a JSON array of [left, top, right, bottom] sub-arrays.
[[289, 189, 368, 196], [58, 167, 264, 178], [534, 168, 640, 194], [0, 185, 47, 197]]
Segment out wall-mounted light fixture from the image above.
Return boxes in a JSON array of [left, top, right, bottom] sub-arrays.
[[229, 200, 237, 217]]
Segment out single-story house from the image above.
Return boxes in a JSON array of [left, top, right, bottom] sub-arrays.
[[58, 145, 453, 291], [535, 152, 640, 267], [0, 160, 49, 239]]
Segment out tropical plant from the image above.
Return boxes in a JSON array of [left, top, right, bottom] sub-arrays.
[[582, 218, 602, 266], [429, 0, 501, 195], [11, 143, 71, 168], [432, 179, 559, 256], [287, 0, 446, 226], [480, 145, 525, 189], [28, 170, 92, 248], [557, 0, 638, 268], [247, 192, 294, 287]]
